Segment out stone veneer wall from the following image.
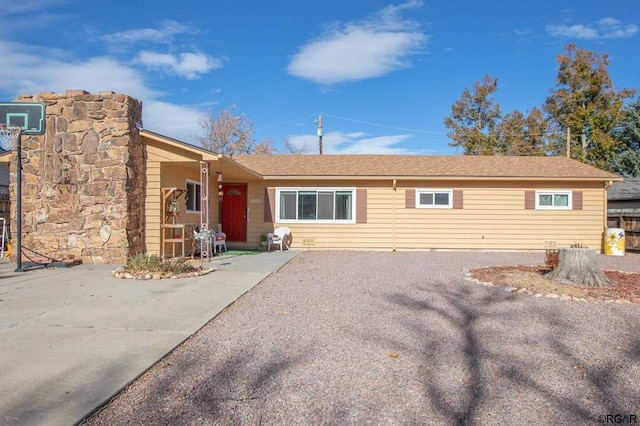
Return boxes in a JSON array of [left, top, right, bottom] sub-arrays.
[[10, 90, 146, 264]]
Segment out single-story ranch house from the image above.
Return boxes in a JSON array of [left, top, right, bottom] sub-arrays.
[[0, 91, 622, 263]]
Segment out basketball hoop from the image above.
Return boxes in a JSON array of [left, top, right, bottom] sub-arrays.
[[0, 124, 21, 151]]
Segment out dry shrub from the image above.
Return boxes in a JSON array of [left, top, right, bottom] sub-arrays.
[[124, 253, 198, 275]]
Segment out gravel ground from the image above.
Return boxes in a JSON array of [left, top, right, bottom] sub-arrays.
[[84, 251, 640, 425]]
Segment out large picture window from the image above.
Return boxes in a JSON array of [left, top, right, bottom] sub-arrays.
[[185, 180, 201, 212], [276, 188, 355, 223], [416, 189, 453, 208], [536, 191, 571, 210]]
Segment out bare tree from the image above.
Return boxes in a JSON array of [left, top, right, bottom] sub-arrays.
[[283, 137, 314, 155], [194, 105, 256, 158], [253, 137, 278, 155]]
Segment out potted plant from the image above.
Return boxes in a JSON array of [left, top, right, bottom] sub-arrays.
[[260, 234, 268, 248]]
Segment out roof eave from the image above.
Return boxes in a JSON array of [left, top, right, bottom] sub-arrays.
[[140, 129, 219, 161], [260, 175, 622, 182], [221, 157, 263, 179]]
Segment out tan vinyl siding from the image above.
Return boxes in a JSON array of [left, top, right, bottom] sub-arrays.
[[264, 187, 275, 222], [395, 184, 605, 250], [145, 161, 220, 255], [247, 179, 607, 251], [245, 180, 393, 249], [243, 184, 275, 248], [157, 162, 205, 224], [144, 161, 162, 255]]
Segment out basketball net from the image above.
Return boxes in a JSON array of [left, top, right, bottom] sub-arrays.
[[0, 124, 21, 151]]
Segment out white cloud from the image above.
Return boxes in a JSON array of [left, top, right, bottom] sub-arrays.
[[329, 133, 416, 154], [102, 20, 195, 45], [0, 0, 69, 15], [136, 51, 224, 79], [0, 41, 156, 99], [142, 100, 202, 143], [546, 17, 638, 40], [287, 1, 427, 84], [287, 130, 418, 154], [0, 0, 71, 34], [0, 39, 202, 143]]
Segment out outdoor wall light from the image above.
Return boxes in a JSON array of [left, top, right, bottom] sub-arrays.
[[217, 173, 223, 201]]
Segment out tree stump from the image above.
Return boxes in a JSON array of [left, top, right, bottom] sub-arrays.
[[546, 248, 609, 287]]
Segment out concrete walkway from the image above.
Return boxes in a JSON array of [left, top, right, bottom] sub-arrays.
[[0, 250, 300, 426]]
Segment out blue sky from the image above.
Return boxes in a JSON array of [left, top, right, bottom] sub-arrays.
[[0, 0, 638, 155]]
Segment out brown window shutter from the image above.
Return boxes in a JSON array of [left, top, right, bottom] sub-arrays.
[[572, 191, 583, 210], [264, 188, 275, 222], [452, 190, 463, 209], [356, 189, 367, 223], [405, 189, 415, 208], [524, 190, 535, 209]]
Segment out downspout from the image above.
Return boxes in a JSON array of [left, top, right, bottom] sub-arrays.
[[604, 180, 614, 229], [392, 179, 397, 252], [603, 180, 614, 253]]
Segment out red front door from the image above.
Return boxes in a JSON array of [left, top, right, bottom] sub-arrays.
[[221, 184, 247, 241]]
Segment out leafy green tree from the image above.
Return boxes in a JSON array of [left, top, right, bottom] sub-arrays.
[[445, 76, 552, 155], [444, 74, 501, 154], [496, 107, 551, 155], [543, 44, 636, 169]]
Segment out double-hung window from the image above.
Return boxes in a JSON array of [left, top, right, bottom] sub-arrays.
[[185, 180, 201, 212], [416, 189, 453, 209], [276, 188, 355, 223], [535, 191, 571, 210]]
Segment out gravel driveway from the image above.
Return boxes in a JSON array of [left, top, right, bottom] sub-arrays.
[[84, 251, 640, 425]]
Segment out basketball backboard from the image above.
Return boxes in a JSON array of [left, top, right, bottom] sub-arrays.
[[0, 102, 45, 135]]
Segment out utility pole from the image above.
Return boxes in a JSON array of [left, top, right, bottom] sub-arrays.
[[566, 127, 570, 157], [316, 114, 323, 155]]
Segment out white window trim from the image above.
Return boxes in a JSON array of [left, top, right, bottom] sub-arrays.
[[416, 189, 453, 209], [275, 187, 356, 224], [535, 190, 572, 210], [185, 179, 201, 213]]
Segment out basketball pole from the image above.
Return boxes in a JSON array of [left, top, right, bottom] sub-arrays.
[[15, 132, 23, 272]]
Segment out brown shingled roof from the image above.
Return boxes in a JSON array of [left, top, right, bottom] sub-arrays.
[[232, 155, 620, 181]]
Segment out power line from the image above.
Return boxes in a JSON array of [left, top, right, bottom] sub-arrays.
[[255, 112, 449, 135], [255, 111, 565, 139], [255, 114, 317, 131], [322, 113, 448, 135]]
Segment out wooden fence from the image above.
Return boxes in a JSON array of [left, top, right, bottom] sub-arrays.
[[607, 215, 640, 252]]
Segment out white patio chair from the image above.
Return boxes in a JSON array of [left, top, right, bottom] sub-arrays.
[[212, 230, 227, 253], [267, 227, 290, 251]]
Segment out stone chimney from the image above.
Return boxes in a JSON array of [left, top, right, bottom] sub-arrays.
[[10, 90, 146, 264]]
